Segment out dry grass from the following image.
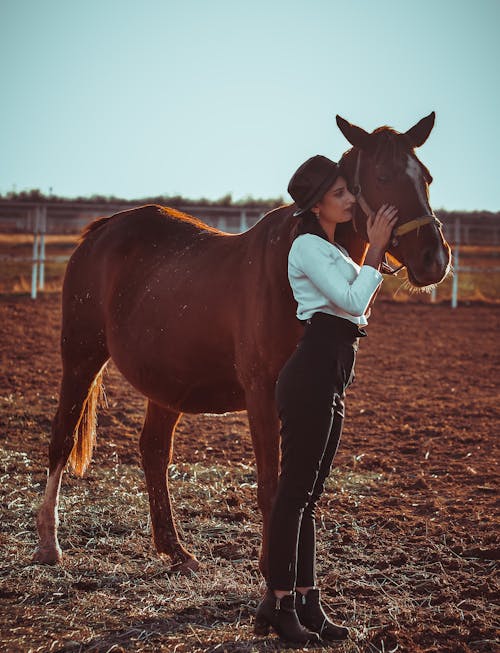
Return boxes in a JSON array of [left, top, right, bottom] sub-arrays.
[[2, 445, 498, 653], [0, 235, 79, 246]]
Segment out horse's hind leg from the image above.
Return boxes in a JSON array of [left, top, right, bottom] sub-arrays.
[[33, 354, 108, 564], [139, 400, 199, 574]]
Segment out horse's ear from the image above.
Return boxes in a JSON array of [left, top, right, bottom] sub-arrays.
[[336, 115, 371, 149], [404, 112, 436, 148]]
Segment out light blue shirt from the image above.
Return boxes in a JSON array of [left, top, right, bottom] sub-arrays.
[[288, 234, 383, 326]]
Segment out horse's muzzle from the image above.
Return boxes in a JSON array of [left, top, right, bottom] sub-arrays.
[[407, 242, 451, 286]]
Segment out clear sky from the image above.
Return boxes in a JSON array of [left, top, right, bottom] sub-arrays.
[[1, 0, 499, 211]]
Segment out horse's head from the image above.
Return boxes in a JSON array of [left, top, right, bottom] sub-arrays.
[[336, 113, 451, 288]]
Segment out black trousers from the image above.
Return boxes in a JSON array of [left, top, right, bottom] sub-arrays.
[[267, 312, 365, 591]]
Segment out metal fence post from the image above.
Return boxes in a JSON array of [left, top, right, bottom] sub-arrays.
[[39, 206, 47, 290], [451, 217, 460, 309], [239, 210, 248, 232], [31, 207, 40, 300]]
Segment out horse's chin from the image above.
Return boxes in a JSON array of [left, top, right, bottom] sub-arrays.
[[406, 264, 452, 292]]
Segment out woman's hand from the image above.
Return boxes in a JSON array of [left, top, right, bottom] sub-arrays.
[[366, 204, 399, 251], [363, 204, 399, 272]]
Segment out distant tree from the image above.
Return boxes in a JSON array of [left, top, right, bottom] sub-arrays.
[[0, 189, 497, 218], [5, 188, 45, 201]]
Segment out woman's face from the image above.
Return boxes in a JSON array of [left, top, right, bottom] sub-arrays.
[[313, 176, 355, 225]]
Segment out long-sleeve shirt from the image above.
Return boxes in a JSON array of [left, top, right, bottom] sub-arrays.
[[288, 233, 383, 326]]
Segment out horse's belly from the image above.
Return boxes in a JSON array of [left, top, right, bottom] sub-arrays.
[[112, 360, 245, 414], [179, 382, 246, 414], [107, 326, 244, 414]]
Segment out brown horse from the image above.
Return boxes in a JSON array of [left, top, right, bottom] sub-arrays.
[[34, 113, 451, 575]]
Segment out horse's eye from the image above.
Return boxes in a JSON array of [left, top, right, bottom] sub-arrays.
[[377, 175, 389, 184]]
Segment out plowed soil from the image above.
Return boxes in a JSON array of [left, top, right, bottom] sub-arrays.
[[0, 293, 498, 653]]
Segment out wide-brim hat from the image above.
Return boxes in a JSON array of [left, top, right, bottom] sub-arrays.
[[288, 155, 340, 217]]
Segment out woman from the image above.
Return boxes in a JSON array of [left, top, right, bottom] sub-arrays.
[[254, 155, 398, 644]]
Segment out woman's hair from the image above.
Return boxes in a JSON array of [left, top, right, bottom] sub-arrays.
[[293, 209, 330, 242]]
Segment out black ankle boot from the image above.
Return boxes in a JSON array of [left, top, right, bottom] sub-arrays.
[[254, 589, 320, 644], [295, 588, 349, 641]]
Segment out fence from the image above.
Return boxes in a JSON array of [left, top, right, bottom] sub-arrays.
[[0, 201, 266, 299], [438, 217, 500, 307], [0, 201, 498, 304]]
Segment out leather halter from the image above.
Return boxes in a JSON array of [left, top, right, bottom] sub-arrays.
[[351, 150, 442, 274]]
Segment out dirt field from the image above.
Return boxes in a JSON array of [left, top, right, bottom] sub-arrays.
[[0, 294, 498, 652]]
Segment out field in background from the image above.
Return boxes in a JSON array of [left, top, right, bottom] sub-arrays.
[[1, 233, 499, 302], [382, 245, 500, 303], [0, 234, 77, 293]]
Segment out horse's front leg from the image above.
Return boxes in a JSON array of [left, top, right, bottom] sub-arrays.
[[139, 401, 199, 574], [245, 380, 280, 578]]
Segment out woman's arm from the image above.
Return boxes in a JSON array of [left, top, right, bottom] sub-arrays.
[[294, 239, 383, 317]]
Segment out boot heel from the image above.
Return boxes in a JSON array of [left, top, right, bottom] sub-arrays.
[[254, 615, 271, 635]]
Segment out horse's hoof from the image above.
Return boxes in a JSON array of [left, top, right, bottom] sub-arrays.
[[32, 545, 62, 565], [169, 556, 200, 576]]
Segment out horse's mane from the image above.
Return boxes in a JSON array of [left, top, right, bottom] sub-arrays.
[[372, 126, 404, 165], [337, 128, 406, 172]]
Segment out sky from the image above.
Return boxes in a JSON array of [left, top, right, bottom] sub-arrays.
[[1, 0, 499, 211]]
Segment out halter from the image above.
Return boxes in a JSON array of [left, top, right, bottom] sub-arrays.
[[352, 150, 442, 275]]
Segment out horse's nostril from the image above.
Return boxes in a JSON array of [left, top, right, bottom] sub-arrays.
[[422, 248, 435, 267]]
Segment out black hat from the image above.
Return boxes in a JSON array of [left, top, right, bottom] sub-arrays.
[[288, 155, 340, 217]]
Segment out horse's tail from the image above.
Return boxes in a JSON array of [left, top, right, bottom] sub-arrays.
[[68, 365, 106, 476]]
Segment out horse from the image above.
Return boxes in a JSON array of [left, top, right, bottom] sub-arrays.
[[33, 112, 451, 576]]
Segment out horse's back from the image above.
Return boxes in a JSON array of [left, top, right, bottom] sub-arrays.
[[60, 205, 246, 408], [59, 202, 300, 412], [65, 204, 228, 296], [78, 204, 222, 260]]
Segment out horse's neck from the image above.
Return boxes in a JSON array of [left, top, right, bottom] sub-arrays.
[[247, 203, 368, 265], [336, 223, 368, 265], [250, 204, 297, 246]]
